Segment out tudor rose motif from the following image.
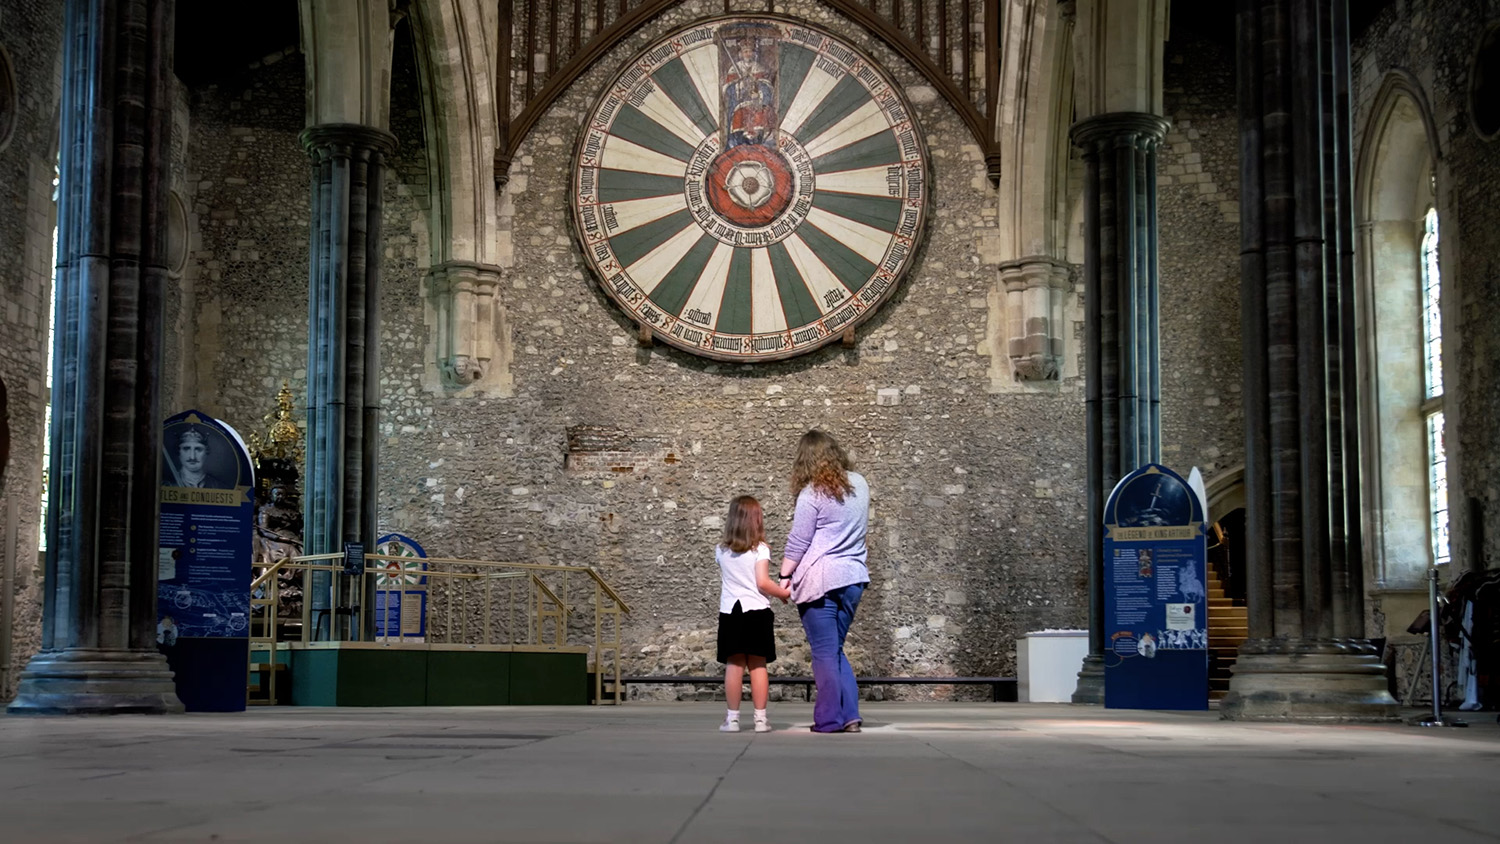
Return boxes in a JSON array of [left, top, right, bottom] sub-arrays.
[[572, 15, 929, 361]]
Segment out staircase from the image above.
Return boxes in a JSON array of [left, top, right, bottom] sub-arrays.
[[1207, 568, 1248, 700]]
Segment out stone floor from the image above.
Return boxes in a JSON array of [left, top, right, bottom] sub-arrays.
[[0, 702, 1495, 843]]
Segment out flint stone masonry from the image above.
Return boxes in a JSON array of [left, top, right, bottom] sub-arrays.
[[0, 0, 62, 700], [379, 0, 1087, 694], [1157, 24, 1245, 492]]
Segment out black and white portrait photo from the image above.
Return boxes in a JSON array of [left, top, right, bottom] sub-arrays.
[[161, 422, 238, 489]]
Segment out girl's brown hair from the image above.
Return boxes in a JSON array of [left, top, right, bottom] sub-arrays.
[[721, 495, 766, 553], [789, 429, 855, 502]]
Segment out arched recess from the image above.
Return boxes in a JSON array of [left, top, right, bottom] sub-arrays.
[[986, 0, 1078, 388], [495, 0, 1003, 185], [1204, 465, 1245, 525], [406, 0, 513, 395], [1353, 70, 1443, 592], [407, 0, 499, 269]]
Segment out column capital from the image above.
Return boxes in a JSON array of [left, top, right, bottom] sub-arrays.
[[300, 123, 399, 159], [998, 255, 1072, 291], [428, 261, 508, 388], [1070, 112, 1170, 150], [426, 260, 504, 287]]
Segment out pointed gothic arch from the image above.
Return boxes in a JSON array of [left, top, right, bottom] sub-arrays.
[[1354, 70, 1445, 591], [405, 0, 512, 393]]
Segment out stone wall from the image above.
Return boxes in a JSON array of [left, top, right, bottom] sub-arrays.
[[1354, 0, 1500, 580], [0, 0, 62, 701], [176, 48, 311, 431], [173, 0, 1273, 697], [387, 0, 1093, 690]]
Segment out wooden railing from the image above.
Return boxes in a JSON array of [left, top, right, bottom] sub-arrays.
[[497, 0, 1002, 184]]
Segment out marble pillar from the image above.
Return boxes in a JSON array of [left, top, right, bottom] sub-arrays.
[[1070, 112, 1169, 704], [1223, 0, 1394, 721], [9, 0, 183, 714], [301, 124, 397, 640]]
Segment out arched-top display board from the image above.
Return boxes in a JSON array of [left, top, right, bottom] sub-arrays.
[[571, 14, 929, 362]]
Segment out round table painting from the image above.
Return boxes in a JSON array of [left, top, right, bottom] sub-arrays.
[[572, 15, 929, 361]]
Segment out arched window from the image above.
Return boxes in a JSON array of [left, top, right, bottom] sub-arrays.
[[1419, 207, 1447, 564], [1355, 76, 1446, 591]]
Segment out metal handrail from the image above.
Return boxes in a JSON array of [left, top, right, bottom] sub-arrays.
[[368, 554, 632, 614], [247, 551, 631, 705]]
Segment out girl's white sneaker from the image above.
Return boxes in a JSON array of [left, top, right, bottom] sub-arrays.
[[753, 718, 772, 733], [719, 717, 741, 732]]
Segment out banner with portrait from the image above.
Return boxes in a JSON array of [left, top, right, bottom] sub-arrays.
[[157, 409, 254, 712]]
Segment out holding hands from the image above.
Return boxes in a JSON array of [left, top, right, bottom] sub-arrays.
[[756, 557, 792, 604]]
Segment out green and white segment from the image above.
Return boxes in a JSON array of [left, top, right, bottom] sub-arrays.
[[572, 14, 928, 362]]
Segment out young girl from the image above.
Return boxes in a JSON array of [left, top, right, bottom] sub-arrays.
[[716, 495, 791, 732]]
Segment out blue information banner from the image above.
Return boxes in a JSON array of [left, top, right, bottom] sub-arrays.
[[1103, 463, 1209, 710], [157, 410, 254, 712]]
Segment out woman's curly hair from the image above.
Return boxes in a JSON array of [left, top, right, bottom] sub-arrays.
[[789, 429, 855, 502]]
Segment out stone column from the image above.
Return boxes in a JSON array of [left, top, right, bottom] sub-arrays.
[[428, 261, 505, 387], [998, 258, 1071, 381], [301, 125, 397, 640], [1222, 0, 1394, 721], [1070, 113, 1169, 703], [8, 0, 182, 714]]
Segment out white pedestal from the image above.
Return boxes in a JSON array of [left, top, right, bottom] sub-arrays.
[[1017, 630, 1089, 703]]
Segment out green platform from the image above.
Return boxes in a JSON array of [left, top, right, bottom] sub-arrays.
[[284, 642, 589, 706]]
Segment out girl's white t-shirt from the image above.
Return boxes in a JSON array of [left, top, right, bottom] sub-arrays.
[[717, 541, 771, 613]]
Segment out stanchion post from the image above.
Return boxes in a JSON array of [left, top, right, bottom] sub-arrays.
[[1414, 566, 1466, 728]]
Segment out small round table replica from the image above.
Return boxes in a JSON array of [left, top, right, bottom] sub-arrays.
[[572, 14, 930, 361]]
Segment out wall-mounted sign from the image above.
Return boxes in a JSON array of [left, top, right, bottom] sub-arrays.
[[1103, 463, 1209, 710], [572, 14, 929, 361], [157, 410, 254, 712]]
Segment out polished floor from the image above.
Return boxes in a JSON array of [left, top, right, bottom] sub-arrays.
[[0, 702, 1495, 843]]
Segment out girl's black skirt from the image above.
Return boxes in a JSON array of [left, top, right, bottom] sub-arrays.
[[717, 601, 777, 663]]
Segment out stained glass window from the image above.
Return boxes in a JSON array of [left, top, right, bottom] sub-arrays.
[[1419, 207, 1448, 565], [1427, 411, 1450, 566], [1421, 208, 1443, 399]]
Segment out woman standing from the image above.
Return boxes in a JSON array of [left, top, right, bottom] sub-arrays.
[[778, 430, 871, 733]]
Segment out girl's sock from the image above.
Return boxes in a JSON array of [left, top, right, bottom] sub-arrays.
[[753, 708, 768, 721], [726, 708, 740, 721]]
